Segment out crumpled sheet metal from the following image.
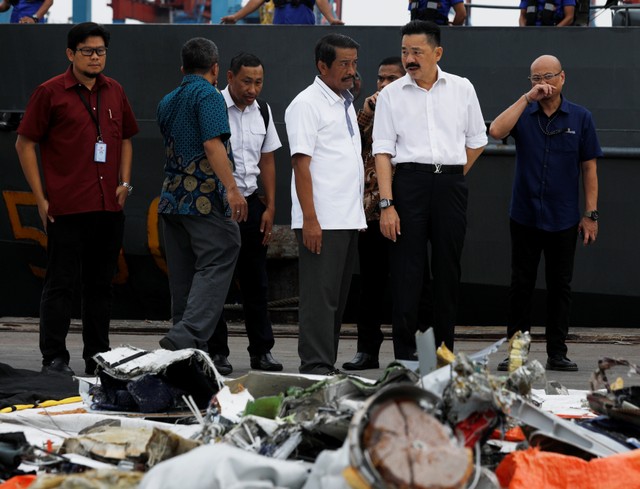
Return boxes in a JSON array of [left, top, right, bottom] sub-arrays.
[[192, 366, 420, 461], [279, 364, 419, 423], [419, 338, 507, 399], [425, 342, 628, 459], [504, 360, 546, 398], [221, 409, 352, 462], [588, 386, 640, 428], [440, 353, 542, 450], [441, 353, 532, 426], [509, 396, 630, 458], [587, 357, 640, 428], [222, 415, 279, 451], [589, 357, 640, 393]]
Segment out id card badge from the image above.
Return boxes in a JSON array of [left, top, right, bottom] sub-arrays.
[[94, 142, 107, 163]]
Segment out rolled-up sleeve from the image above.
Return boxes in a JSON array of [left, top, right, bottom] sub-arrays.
[[371, 89, 397, 157], [464, 80, 488, 149]]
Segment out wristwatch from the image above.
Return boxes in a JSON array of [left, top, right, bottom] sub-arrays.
[[378, 198, 394, 210], [584, 210, 599, 221], [120, 181, 134, 195], [31, 14, 39, 22]]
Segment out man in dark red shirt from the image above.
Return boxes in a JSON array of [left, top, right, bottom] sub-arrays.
[[15, 22, 139, 376]]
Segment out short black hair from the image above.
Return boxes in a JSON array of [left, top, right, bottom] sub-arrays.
[[181, 37, 219, 74], [315, 33, 359, 69], [378, 56, 405, 72], [229, 52, 263, 75], [401, 20, 441, 47], [67, 22, 110, 51]]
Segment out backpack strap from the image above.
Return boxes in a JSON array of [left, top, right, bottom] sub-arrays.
[[256, 98, 270, 131]]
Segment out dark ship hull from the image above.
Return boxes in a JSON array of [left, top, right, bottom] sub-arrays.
[[1, 24, 638, 326]]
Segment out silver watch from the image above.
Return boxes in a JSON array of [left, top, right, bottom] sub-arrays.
[[120, 182, 134, 195], [378, 198, 394, 209]]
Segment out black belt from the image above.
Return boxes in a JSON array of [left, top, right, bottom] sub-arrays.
[[395, 163, 464, 174]]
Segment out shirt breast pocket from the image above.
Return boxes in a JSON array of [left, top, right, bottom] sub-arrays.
[[106, 108, 122, 139], [250, 118, 266, 137], [553, 132, 580, 155]]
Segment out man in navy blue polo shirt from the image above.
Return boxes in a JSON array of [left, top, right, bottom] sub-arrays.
[[519, 0, 576, 26], [408, 1, 467, 26], [489, 55, 601, 372]]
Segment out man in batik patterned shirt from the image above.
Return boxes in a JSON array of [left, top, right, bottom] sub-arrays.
[[156, 37, 247, 352]]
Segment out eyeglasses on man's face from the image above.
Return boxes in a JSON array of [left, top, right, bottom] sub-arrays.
[[75, 47, 108, 57], [528, 71, 562, 83]]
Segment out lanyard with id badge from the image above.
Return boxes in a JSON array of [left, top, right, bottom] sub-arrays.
[[76, 86, 107, 163]]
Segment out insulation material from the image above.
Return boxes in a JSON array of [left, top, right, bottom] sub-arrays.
[[60, 423, 200, 469], [27, 469, 143, 489]]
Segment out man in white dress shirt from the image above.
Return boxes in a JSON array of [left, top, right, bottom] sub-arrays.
[[373, 20, 487, 360], [285, 33, 366, 375], [207, 53, 283, 375]]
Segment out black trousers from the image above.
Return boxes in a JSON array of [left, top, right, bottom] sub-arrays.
[[39, 211, 124, 365], [356, 220, 433, 357], [390, 168, 467, 359], [208, 194, 275, 357], [508, 219, 578, 358]]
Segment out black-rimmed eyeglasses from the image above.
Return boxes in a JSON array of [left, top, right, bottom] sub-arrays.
[[75, 47, 108, 57], [528, 72, 562, 83]]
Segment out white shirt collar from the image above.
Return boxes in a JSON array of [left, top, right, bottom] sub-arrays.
[[400, 65, 448, 90], [313, 76, 352, 105], [221, 85, 258, 112]]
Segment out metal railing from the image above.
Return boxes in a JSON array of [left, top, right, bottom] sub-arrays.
[[461, 2, 630, 26], [610, 4, 640, 25]]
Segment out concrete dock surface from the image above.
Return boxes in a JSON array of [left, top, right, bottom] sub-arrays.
[[1, 317, 639, 390]]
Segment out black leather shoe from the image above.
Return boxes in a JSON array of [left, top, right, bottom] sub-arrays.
[[211, 354, 233, 376], [546, 356, 578, 372], [497, 357, 509, 372], [326, 368, 343, 376], [41, 358, 75, 376], [250, 352, 283, 372], [342, 352, 379, 371]]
